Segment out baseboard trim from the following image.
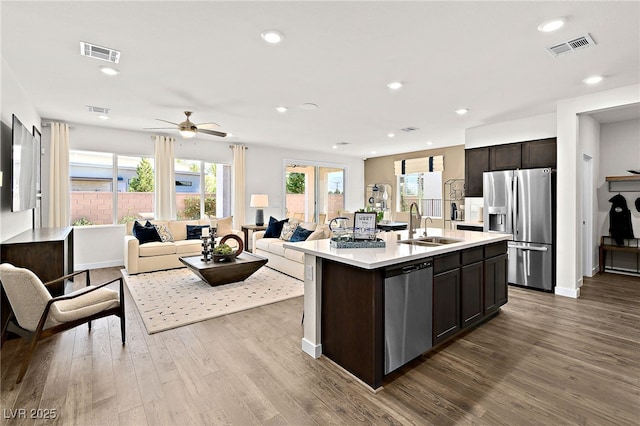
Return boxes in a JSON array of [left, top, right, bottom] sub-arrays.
[[75, 260, 124, 271], [301, 338, 322, 359], [555, 286, 580, 299]]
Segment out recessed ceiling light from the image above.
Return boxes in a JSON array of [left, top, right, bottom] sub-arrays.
[[371, 151, 377, 155], [455, 108, 469, 115], [387, 133, 395, 138], [387, 81, 403, 90], [275, 106, 288, 113], [583, 75, 604, 85], [261, 30, 284, 44], [426, 141, 433, 146], [98, 115, 109, 120], [538, 17, 566, 33], [300, 103, 318, 110], [332, 145, 338, 149], [99, 66, 120, 76], [225, 133, 234, 138]]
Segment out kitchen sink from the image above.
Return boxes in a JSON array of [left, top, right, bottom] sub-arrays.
[[397, 236, 463, 246]]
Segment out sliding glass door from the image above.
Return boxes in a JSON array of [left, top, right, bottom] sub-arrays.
[[285, 162, 345, 224]]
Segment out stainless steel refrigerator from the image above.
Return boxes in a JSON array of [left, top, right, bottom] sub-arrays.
[[483, 168, 555, 291]]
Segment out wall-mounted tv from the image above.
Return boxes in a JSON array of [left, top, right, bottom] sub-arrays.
[[11, 114, 39, 212]]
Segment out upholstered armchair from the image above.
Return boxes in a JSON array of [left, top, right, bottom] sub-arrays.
[[0, 264, 125, 383]]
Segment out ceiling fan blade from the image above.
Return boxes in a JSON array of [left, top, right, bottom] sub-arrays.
[[198, 128, 227, 138], [195, 122, 220, 129], [155, 118, 179, 126]]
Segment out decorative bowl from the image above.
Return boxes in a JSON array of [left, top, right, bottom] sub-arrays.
[[212, 234, 244, 262]]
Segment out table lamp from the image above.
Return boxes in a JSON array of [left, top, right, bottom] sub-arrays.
[[250, 194, 269, 226]]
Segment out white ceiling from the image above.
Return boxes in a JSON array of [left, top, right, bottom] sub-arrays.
[[2, 1, 639, 159]]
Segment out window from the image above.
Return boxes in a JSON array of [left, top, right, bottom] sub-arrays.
[[175, 159, 231, 220], [397, 171, 443, 218], [70, 151, 114, 226], [118, 155, 155, 223], [70, 150, 231, 225], [284, 163, 345, 224]]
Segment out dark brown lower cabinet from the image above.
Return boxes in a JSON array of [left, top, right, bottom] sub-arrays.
[[484, 253, 508, 314], [433, 268, 460, 344], [461, 261, 483, 327]]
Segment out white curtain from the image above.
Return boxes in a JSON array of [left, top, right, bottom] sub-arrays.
[[231, 144, 247, 229], [154, 135, 176, 220], [48, 123, 70, 227]]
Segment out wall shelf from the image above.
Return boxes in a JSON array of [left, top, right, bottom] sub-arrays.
[[606, 175, 640, 192]]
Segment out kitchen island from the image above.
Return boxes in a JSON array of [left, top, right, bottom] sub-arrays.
[[285, 228, 511, 390]]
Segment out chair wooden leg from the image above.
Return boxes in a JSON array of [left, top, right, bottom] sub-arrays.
[[16, 335, 40, 384], [120, 315, 125, 344]]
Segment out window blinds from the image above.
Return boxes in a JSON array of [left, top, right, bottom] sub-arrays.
[[394, 155, 444, 175]]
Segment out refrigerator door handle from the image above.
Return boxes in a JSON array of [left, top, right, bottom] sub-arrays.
[[513, 174, 518, 237], [508, 243, 549, 252]]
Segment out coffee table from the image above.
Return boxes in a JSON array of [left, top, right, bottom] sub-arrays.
[[179, 252, 268, 287]]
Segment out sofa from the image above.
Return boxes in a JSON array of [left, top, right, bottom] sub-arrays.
[[253, 220, 331, 280], [124, 217, 243, 274]]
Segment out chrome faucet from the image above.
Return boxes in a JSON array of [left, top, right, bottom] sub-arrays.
[[409, 202, 420, 237], [422, 216, 433, 236]]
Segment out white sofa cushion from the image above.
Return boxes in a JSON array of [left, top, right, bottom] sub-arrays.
[[174, 240, 203, 255], [266, 239, 287, 256], [139, 241, 176, 257]]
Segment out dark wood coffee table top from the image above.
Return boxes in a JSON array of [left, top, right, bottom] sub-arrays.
[[179, 252, 268, 287]]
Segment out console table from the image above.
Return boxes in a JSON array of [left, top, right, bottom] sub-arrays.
[[1, 227, 74, 342]]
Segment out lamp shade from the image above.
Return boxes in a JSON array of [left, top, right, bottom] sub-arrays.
[[250, 194, 269, 208]]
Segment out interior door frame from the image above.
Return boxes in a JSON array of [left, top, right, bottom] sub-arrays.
[[582, 154, 594, 277]]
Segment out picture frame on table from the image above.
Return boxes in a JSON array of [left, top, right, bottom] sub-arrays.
[[353, 211, 377, 240]]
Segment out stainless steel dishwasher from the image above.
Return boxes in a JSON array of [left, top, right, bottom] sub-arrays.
[[384, 259, 433, 374]]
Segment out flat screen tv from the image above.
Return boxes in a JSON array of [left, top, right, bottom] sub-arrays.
[[11, 114, 38, 212]]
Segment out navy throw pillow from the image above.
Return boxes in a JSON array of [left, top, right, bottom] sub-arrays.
[[264, 216, 289, 238], [289, 226, 313, 242], [132, 221, 161, 244], [186, 224, 210, 240]]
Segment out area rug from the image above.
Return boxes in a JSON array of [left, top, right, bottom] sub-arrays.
[[122, 267, 303, 334]]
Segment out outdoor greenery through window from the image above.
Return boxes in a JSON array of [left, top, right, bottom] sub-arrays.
[[70, 150, 231, 225], [175, 159, 227, 220], [397, 171, 443, 218]]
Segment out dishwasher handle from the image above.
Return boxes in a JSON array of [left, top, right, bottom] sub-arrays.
[[386, 260, 433, 278]]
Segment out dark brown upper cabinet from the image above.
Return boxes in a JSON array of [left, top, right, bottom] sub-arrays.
[[521, 138, 557, 169], [489, 143, 521, 171], [464, 148, 489, 197], [465, 138, 557, 197]]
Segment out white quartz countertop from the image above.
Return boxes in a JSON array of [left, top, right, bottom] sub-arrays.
[[284, 228, 512, 269]]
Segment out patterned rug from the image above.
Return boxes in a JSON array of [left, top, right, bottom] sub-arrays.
[[122, 267, 303, 334]]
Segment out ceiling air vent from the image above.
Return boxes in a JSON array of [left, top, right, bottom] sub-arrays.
[[336, 142, 350, 146], [86, 105, 110, 114], [80, 41, 121, 63], [401, 127, 420, 133], [546, 33, 596, 57]]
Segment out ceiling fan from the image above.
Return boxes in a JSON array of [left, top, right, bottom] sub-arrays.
[[144, 111, 227, 138]]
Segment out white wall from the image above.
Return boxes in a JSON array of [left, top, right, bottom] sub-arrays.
[[48, 123, 363, 269], [465, 113, 556, 149], [0, 58, 41, 241], [556, 84, 640, 298], [597, 118, 640, 272]]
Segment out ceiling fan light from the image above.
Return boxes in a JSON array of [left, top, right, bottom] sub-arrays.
[[180, 129, 196, 138]]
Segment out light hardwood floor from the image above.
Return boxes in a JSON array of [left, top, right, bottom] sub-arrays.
[[1, 268, 639, 425]]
